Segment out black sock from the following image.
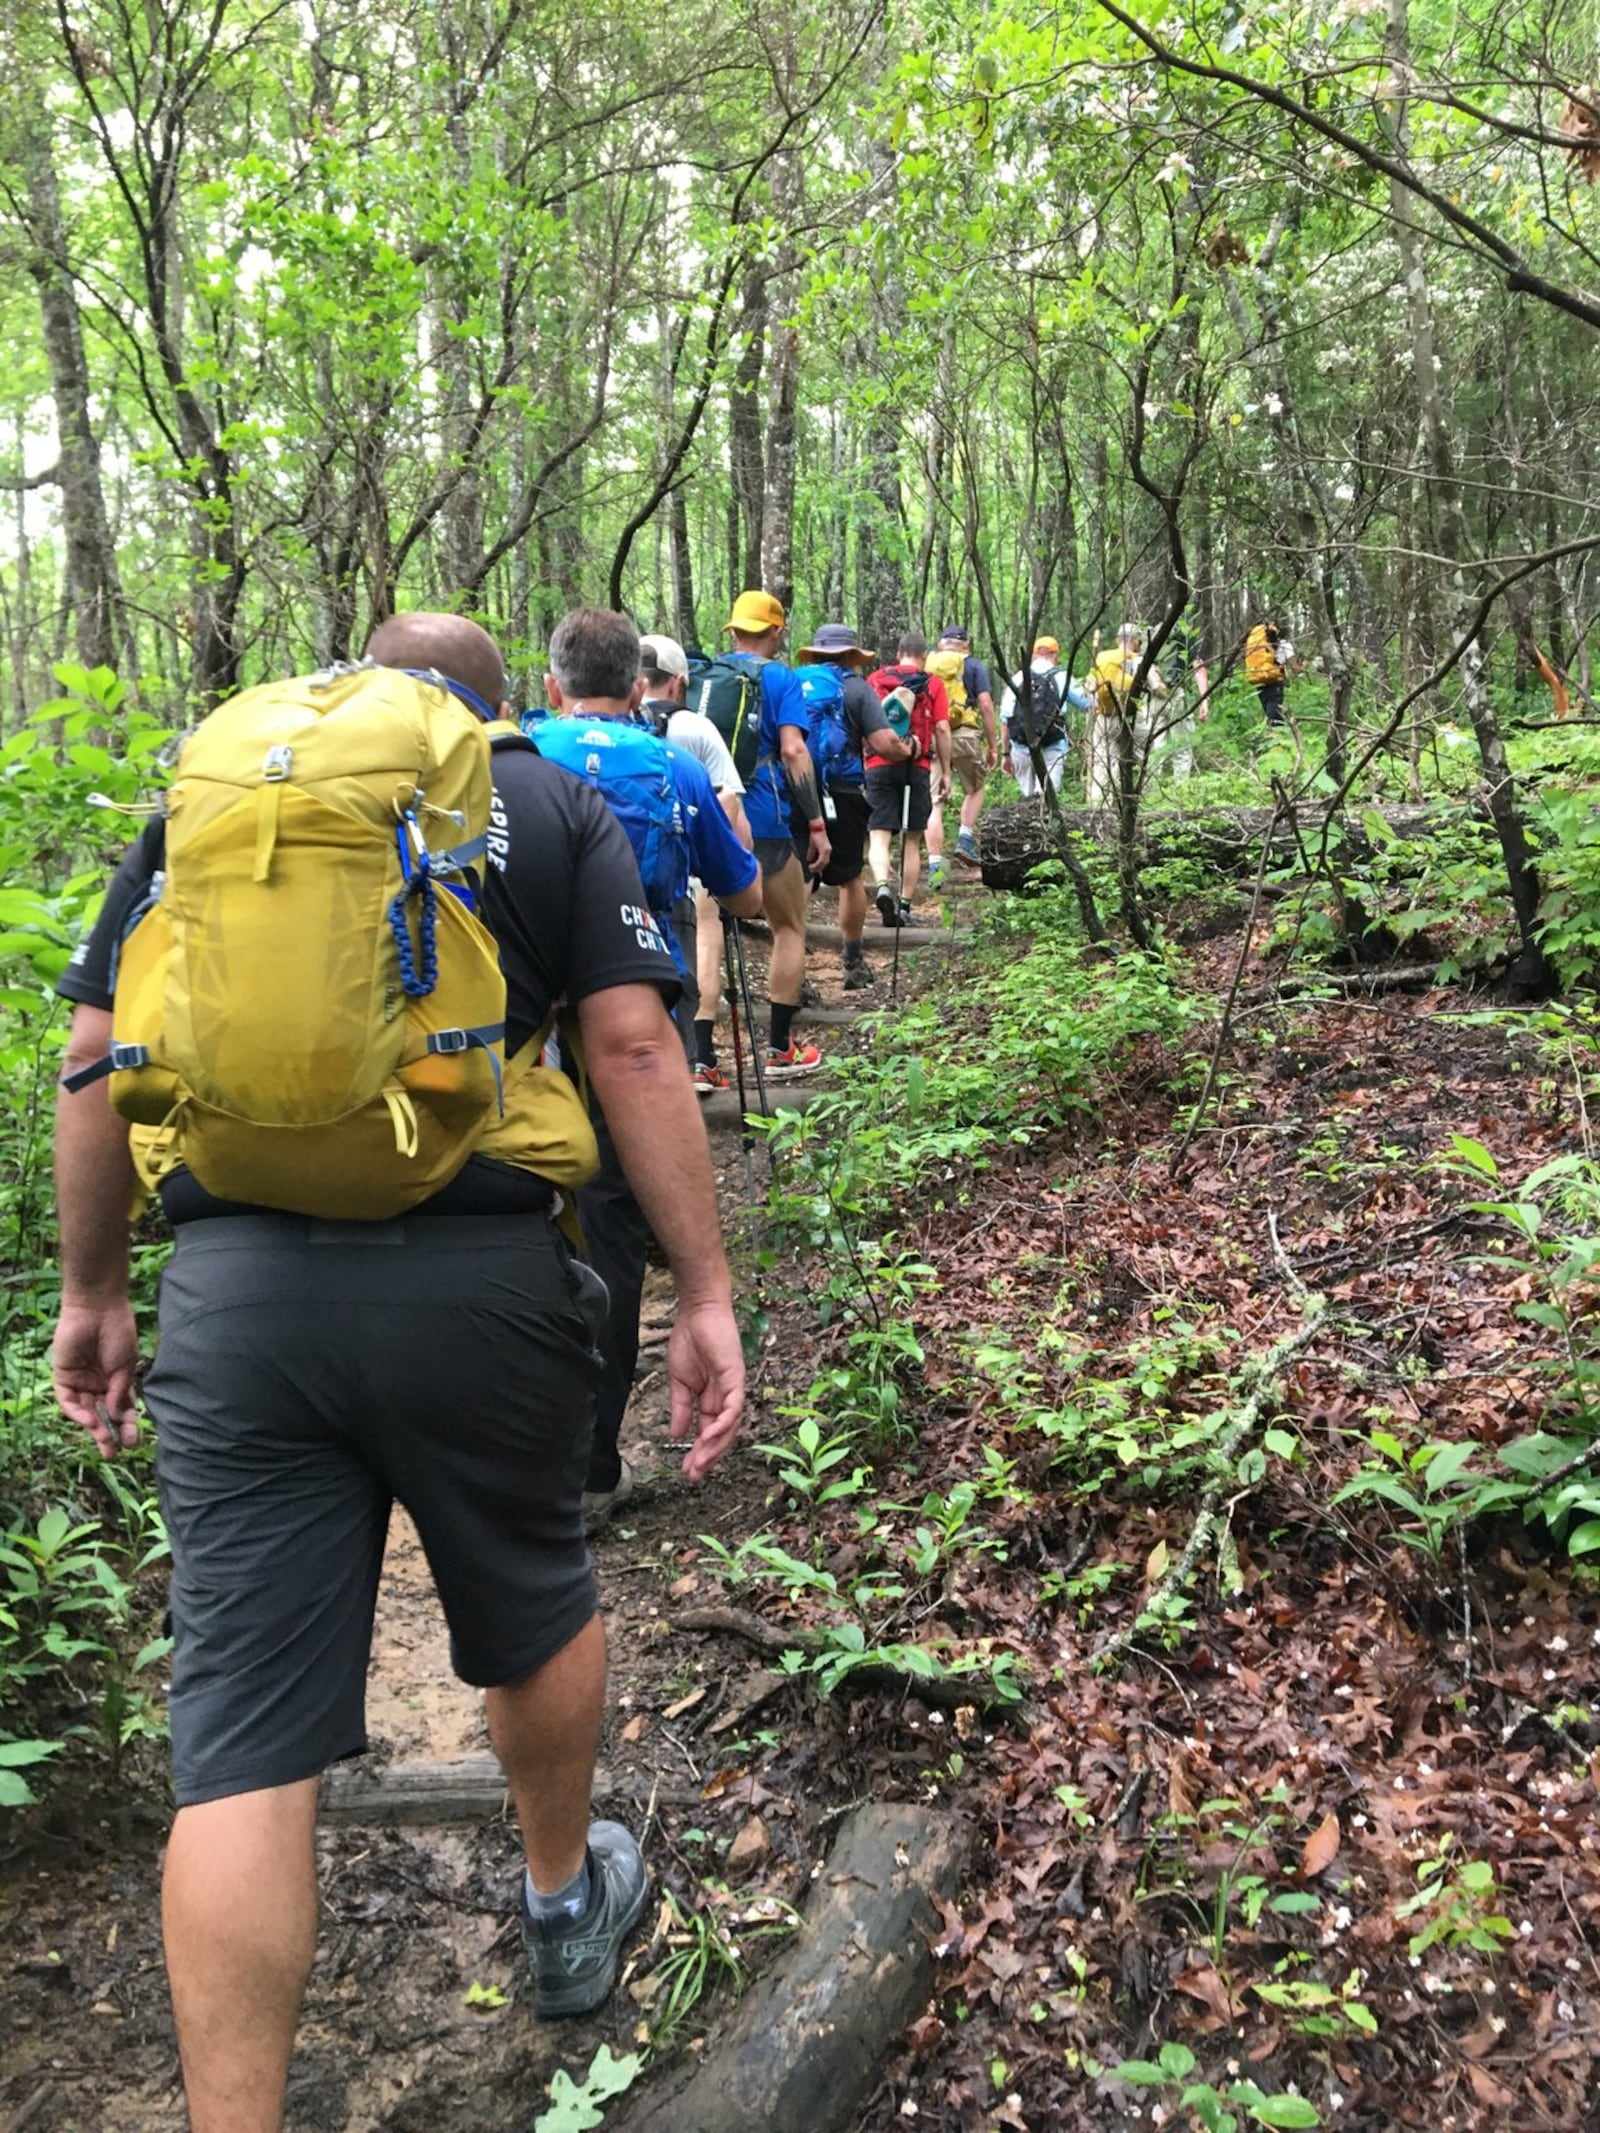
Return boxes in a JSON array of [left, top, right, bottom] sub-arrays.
[[770, 1002, 796, 1052], [693, 1018, 716, 1069], [842, 940, 863, 966]]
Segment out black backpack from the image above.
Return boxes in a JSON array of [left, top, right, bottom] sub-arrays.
[[1009, 666, 1067, 748], [687, 654, 767, 783]]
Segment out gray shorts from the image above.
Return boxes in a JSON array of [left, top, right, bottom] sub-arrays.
[[144, 1213, 606, 1805], [754, 836, 800, 880]]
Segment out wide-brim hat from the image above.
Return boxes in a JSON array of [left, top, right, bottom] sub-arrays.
[[797, 621, 875, 665]]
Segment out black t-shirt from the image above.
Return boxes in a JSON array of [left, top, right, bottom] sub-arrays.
[[58, 744, 678, 1217]]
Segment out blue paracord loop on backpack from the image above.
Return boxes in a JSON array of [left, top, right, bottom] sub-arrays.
[[389, 813, 439, 998]]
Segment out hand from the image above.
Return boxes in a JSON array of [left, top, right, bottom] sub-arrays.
[[984, 746, 998, 772], [806, 825, 832, 876], [667, 1298, 746, 1481], [53, 1298, 141, 1458]]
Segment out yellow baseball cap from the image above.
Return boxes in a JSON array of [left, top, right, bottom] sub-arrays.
[[724, 590, 786, 635], [1033, 636, 1060, 657]]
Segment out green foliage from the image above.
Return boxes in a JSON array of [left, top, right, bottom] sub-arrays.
[[1393, 1836, 1516, 1959], [1334, 1137, 1600, 1559], [533, 2045, 642, 2132], [633, 1886, 797, 2057], [1112, 2041, 1321, 2129]]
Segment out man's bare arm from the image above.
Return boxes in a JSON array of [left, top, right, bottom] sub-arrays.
[[54, 1004, 142, 1456], [579, 982, 743, 1478], [778, 721, 831, 873]]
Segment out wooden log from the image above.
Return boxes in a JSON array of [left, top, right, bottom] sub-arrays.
[[978, 797, 1461, 892], [318, 1756, 700, 1827], [804, 921, 949, 949], [609, 1802, 969, 2133]]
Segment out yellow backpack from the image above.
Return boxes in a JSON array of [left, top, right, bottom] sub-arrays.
[[926, 648, 976, 728], [1244, 624, 1284, 684], [68, 665, 598, 1218]]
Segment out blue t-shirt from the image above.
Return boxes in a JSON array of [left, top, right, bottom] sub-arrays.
[[738, 658, 810, 841], [665, 741, 759, 908]]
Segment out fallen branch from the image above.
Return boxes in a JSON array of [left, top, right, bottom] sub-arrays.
[[1095, 1305, 1329, 1671], [677, 1604, 1021, 1712], [610, 1803, 969, 2133]]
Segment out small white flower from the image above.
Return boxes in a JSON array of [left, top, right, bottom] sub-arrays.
[[1334, 483, 1354, 500], [1265, 392, 1283, 415]]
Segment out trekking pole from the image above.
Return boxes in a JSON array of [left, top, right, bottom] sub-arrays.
[[892, 771, 912, 1003], [727, 916, 771, 1126], [721, 923, 757, 1201]]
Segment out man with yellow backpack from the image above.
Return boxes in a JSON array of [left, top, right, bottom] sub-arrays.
[[51, 611, 744, 2131], [924, 623, 998, 875], [1244, 618, 1294, 726]]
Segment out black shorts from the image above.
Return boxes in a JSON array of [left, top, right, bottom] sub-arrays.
[[865, 764, 933, 834], [792, 785, 869, 885], [144, 1212, 606, 1804]]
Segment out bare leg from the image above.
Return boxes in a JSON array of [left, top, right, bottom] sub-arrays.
[[485, 1613, 608, 1893], [761, 854, 809, 1007], [925, 807, 945, 861], [695, 891, 723, 1037], [960, 784, 985, 834], [868, 828, 895, 887], [162, 1779, 320, 2133], [901, 833, 923, 903], [838, 875, 866, 948]]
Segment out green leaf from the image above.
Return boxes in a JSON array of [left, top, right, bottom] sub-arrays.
[[1448, 1136, 1499, 1179], [1565, 1518, 1600, 1555], [1245, 2098, 1321, 2129]]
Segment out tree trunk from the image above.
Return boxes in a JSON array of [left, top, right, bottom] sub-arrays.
[[1383, 0, 1549, 991], [729, 265, 767, 591], [18, 109, 136, 682]]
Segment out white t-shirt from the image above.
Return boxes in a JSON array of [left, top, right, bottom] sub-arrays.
[[665, 708, 744, 795]]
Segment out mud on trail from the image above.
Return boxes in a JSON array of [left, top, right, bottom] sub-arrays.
[[9, 892, 1600, 2132]]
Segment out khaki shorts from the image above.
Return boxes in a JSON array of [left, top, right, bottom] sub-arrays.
[[950, 724, 987, 795]]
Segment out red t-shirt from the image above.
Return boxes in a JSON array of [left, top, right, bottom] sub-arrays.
[[863, 666, 950, 770]]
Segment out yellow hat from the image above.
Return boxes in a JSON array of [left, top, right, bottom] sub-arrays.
[[724, 590, 786, 635], [1033, 636, 1060, 657]]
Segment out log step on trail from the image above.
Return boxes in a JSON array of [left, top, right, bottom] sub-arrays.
[[700, 1084, 825, 1129], [609, 1802, 968, 2133], [805, 920, 949, 949], [319, 1755, 702, 1825]]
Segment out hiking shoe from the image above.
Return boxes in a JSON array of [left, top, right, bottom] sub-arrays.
[[927, 858, 949, 892], [765, 1042, 823, 1078], [898, 899, 914, 927], [874, 882, 900, 927], [841, 958, 875, 991], [956, 831, 980, 867], [692, 1062, 729, 1097], [581, 1456, 635, 1533], [522, 1821, 650, 2018], [799, 979, 823, 1007]]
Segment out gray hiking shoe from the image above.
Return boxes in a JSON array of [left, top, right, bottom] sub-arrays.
[[841, 957, 874, 990], [581, 1455, 635, 1535], [522, 1821, 650, 2017]]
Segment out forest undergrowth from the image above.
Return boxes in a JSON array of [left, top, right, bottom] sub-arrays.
[[696, 887, 1600, 2133]]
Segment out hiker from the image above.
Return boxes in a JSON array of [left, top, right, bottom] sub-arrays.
[[1001, 637, 1079, 798], [793, 621, 914, 989], [924, 623, 998, 871], [865, 633, 952, 927], [1088, 623, 1168, 807], [1244, 618, 1294, 726], [540, 608, 763, 1528], [689, 590, 829, 1078], [638, 631, 754, 1092], [51, 611, 744, 2133]]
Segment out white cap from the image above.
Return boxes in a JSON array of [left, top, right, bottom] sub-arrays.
[[640, 633, 689, 680]]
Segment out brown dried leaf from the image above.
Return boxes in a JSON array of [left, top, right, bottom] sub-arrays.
[[1301, 1810, 1341, 1879]]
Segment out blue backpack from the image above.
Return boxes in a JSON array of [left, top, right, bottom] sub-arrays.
[[792, 663, 859, 790], [533, 716, 688, 922]]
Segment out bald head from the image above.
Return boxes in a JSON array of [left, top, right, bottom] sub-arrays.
[[365, 612, 507, 715]]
